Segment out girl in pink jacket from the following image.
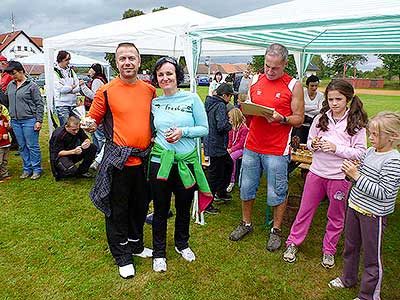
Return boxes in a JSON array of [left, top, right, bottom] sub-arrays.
[[226, 108, 249, 192], [283, 79, 368, 269]]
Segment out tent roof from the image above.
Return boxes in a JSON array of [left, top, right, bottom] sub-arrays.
[[19, 52, 109, 67], [43, 6, 263, 56], [189, 0, 400, 54]]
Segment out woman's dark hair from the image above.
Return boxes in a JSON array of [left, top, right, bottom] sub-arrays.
[[214, 71, 223, 82], [90, 63, 108, 83], [5, 61, 25, 74], [317, 79, 368, 136], [151, 57, 184, 87], [56, 50, 70, 63], [306, 75, 319, 86]]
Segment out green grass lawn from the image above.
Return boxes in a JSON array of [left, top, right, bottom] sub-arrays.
[[1, 88, 399, 300]]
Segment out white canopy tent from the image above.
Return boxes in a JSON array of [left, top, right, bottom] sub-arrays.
[[43, 6, 264, 110], [19, 52, 109, 67], [188, 0, 400, 79], [42, 6, 265, 124]]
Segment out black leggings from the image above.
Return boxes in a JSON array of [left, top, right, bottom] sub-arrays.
[[149, 162, 196, 258]]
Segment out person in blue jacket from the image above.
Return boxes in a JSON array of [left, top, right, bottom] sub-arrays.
[[204, 83, 234, 214]]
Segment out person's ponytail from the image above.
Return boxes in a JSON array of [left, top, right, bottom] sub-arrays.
[[346, 95, 368, 135]]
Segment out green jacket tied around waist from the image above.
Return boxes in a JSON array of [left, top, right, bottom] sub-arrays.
[[149, 143, 213, 212]]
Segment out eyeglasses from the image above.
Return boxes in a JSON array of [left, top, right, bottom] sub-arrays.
[[156, 57, 177, 66]]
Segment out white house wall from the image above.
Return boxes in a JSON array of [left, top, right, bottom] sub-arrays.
[[2, 34, 42, 59]]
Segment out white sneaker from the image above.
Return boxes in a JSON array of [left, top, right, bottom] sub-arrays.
[[226, 182, 235, 193], [119, 264, 135, 279], [328, 277, 345, 289], [153, 258, 167, 272], [175, 247, 196, 262], [90, 161, 99, 171], [133, 247, 153, 258]]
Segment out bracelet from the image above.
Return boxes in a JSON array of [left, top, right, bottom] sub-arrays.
[[280, 116, 288, 124]]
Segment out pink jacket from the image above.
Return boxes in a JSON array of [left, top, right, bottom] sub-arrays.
[[307, 110, 367, 179], [228, 124, 249, 153]]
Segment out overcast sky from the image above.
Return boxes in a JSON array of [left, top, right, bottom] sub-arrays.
[[0, 0, 287, 38], [0, 0, 381, 69]]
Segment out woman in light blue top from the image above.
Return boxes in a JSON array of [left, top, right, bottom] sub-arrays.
[[149, 57, 210, 273]]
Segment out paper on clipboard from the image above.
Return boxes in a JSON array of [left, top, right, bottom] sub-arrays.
[[241, 101, 274, 116]]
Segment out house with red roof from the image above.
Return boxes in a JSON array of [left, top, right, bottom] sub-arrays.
[[0, 30, 43, 60]]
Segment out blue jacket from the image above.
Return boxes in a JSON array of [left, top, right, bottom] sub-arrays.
[[204, 95, 232, 157]]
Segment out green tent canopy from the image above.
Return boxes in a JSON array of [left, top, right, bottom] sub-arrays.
[[189, 0, 400, 78]]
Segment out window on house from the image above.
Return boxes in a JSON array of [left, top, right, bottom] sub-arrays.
[[17, 46, 21, 51], [24, 46, 28, 51]]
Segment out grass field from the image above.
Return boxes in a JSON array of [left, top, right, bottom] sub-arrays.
[[1, 87, 399, 300]]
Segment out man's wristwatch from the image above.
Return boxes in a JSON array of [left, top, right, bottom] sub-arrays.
[[280, 116, 288, 124]]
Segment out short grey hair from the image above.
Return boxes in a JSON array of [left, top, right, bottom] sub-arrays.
[[265, 43, 288, 61]]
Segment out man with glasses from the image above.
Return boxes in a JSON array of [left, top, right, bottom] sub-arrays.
[[54, 50, 80, 127], [86, 42, 156, 279]]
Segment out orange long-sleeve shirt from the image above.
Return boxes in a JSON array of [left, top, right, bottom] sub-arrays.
[[88, 77, 156, 166]]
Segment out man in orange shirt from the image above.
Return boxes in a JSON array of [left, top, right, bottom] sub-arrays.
[[87, 43, 156, 279]]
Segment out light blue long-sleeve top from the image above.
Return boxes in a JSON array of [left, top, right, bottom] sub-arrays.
[[151, 90, 208, 161]]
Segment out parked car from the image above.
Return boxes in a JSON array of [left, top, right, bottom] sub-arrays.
[[197, 75, 209, 86], [178, 74, 190, 88], [137, 73, 154, 86]]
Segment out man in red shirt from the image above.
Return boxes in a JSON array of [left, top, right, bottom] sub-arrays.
[[0, 56, 13, 93], [229, 43, 304, 252]]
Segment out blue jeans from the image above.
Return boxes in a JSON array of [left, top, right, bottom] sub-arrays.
[[92, 128, 105, 155], [10, 118, 42, 174], [239, 148, 289, 206], [55, 106, 75, 127]]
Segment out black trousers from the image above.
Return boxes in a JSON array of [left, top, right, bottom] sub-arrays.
[[55, 144, 96, 178], [105, 165, 149, 266], [149, 162, 196, 258], [207, 152, 233, 198]]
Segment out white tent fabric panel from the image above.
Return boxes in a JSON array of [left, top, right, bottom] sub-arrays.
[[43, 6, 264, 56], [19, 52, 109, 67]]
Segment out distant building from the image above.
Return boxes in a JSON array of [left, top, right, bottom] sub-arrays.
[[0, 30, 43, 59], [305, 62, 320, 78]]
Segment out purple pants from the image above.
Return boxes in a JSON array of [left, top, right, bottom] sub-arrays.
[[340, 208, 386, 300], [230, 149, 243, 183], [286, 172, 351, 255]]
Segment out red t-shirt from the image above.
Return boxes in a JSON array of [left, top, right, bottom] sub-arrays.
[[245, 73, 294, 156], [1, 73, 13, 92]]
